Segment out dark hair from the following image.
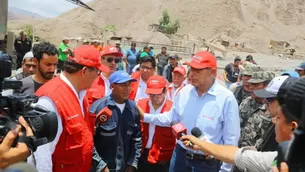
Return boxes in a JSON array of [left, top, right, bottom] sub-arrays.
[[162, 47, 167, 50], [140, 56, 156, 68], [281, 105, 300, 124], [33, 42, 58, 62], [63, 60, 84, 74]]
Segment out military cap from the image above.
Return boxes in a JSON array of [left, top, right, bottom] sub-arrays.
[[247, 71, 275, 83]]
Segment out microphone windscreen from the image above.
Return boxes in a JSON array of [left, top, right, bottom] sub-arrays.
[[191, 127, 202, 138]]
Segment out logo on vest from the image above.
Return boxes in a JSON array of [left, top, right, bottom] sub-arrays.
[[67, 114, 80, 120]]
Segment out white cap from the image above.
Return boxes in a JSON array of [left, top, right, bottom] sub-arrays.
[[254, 75, 289, 98], [23, 51, 34, 60]]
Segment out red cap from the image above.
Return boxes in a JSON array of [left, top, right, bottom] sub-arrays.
[[187, 51, 217, 69], [69, 45, 109, 72], [100, 46, 123, 57], [146, 75, 167, 94], [173, 66, 187, 76]]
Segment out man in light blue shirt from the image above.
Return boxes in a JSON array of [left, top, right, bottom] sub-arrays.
[[138, 51, 240, 172], [125, 42, 138, 74]]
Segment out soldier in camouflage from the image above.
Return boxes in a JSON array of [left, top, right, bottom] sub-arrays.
[[238, 71, 275, 148], [230, 64, 261, 105]]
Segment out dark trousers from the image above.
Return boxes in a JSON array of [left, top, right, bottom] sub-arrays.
[[57, 60, 64, 73], [169, 144, 220, 172], [16, 54, 23, 69], [157, 66, 164, 76], [138, 149, 170, 172]]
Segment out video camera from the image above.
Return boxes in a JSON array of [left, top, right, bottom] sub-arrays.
[[0, 53, 57, 150]]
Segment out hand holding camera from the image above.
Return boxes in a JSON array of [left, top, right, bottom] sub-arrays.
[[0, 116, 33, 169]]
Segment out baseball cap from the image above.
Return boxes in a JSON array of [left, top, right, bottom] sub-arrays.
[[69, 45, 109, 72], [282, 77, 305, 120], [254, 75, 297, 98], [169, 54, 179, 59], [234, 56, 241, 62], [281, 70, 300, 78], [173, 66, 187, 76], [100, 46, 123, 57], [295, 62, 305, 70], [246, 55, 253, 61], [247, 71, 275, 84], [146, 75, 167, 94], [109, 71, 137, 84], [187, 51, 217, 69], [23, 51, 34, 60], [242, 64, 261, 76]]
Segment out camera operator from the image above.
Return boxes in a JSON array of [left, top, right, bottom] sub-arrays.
[[181, 76, 304, 172], [0, 116, 33, 169]]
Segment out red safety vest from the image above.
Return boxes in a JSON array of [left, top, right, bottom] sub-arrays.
[[86, 76, 106, 106], [137, 98, 176, 164], [36, 76, 94, 172], [129, 71, 141, 101]]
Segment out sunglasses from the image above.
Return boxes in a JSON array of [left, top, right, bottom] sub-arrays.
[[264, 97, 277, 104], [106, 57, 121, 64]]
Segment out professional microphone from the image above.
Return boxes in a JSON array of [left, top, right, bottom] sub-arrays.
[[170, 121, 187, 139], [4, 162, 38, 172], [191, 127, 203, 139], [96, 107, 112, 124]]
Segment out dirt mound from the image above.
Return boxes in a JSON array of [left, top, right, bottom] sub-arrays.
[[7, 0, 305, 53]]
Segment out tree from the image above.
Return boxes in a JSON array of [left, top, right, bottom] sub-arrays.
[[100, 24, 116, 35], [158, 10, 180, 34], [24, 24, 33, 40]]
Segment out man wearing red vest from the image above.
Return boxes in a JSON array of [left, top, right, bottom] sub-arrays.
[[129, 56, 156, 103], [167, 66, 187, 101], [87, 46, 123, 105], [30, 45, 109, 172], [137, 75, 176, 172]]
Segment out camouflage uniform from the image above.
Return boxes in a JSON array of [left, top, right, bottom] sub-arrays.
[[238, 71, 275, 147], [233, 64, 261, 105]]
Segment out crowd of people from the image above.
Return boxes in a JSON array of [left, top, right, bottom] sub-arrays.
[[1, 35, 305, 172]]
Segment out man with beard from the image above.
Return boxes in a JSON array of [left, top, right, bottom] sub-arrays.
[[90, 70, 142, 172], [20, 42, 58, 94]]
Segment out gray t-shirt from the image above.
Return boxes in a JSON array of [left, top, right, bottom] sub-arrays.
[[20, 76, 43, 94], [234, 147, 277, 172]]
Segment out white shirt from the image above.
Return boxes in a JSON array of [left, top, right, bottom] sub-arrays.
[[27, 73, 87, 172], [115, 102, 126, 113], [101, 73, 111, 96], [145, 99, 167, 148], [143, 82, 240, 172], [134, 77, 149, 103]]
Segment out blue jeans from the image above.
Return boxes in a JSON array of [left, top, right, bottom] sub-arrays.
[[169, 144, 219, 172]]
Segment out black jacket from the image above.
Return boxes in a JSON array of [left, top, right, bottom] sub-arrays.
[[14, 37, 32, 57]]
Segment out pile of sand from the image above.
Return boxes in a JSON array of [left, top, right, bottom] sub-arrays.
[[7, 0, 305, 54]]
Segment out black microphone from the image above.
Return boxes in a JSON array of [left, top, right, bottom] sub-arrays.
[[191, 127, 214, 158]]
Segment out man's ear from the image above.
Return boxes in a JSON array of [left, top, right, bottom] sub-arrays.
[[110, 84, 115, 91], [291, 121, 299, 131]]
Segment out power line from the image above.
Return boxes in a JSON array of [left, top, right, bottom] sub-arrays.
[[65, 0, 95, 11]]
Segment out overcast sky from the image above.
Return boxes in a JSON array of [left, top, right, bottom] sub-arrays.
[[9, 0, 93, 18]]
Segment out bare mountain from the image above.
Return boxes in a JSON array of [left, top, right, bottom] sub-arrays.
[[8, 6, 45, 20], [8, 0, 305, 53]]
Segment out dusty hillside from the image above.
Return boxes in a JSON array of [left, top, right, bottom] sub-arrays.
[[8, 0, 305, 53]]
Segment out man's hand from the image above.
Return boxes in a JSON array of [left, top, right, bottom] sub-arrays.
[[101, 166, 110, 172], [125, 165, 136, 172], [180, 135, 202, 150], [272, 163, 289, 172], [136, 105, 145, 120], [0, 116, 33, 169]]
